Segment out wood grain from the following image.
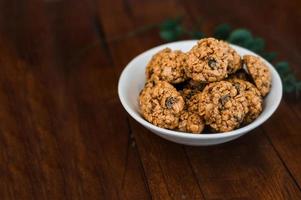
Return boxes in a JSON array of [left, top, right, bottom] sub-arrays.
[[97, 0, 301, 199], [0, 0, 300, 199], [0, 0, 150, 199], [182, 0, 301, 192], [96, 0, 205, 199]]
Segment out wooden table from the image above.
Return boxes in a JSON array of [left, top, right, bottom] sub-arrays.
[[0, 0, 301, 199]]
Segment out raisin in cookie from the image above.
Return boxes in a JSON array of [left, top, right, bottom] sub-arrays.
[[139, 81, 185, 129], [178, 84, 205, 133], [178, 111, 204, 133], [199, 81, 248, 132], [146, 48, 187, 84], [185, 38, 230, 82], [230, 79, 263, 124], [243, 55, 271, 97]]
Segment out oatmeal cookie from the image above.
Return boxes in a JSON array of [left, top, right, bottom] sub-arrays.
[[230, 79, 263, 124], [199, 81, 237, 115], [180, 88, 197, 103], [139, 81, 185, 129], [199, 81, 248, 132], [187, 92, 203, 113], [179, 81, 205, 113], [178, 111, 204, 133], [146, 48, 187, 84], [221, 41, 242, 74], [243, 55, 271, 97], [186, 38, 230, 82]]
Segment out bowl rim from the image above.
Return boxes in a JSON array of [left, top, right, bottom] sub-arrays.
[[118, 40, 283, 139]]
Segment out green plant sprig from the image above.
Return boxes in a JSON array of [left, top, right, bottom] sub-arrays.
[[159, 18, 301, 96]]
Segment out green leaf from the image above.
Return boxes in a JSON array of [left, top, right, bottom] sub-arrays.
[[276, 61, 289, 68], [159, 17, 184, 41], [190, 31, 205, 39], [293, 81, 301, 96], [228, 29, 253, 46], [284, 73, 296, 82], [244, 37, 265, 53], [160, 30, 177, 41], [213, 24, 231, 40], [283, 82, 295, 93], [275, 61, 290, 75], [261, 52, 277, 62], [159, 25, 183, 41], [175, 25, 184, 35], [296, 81, 301, 90], [281, 73, 299, 93], [160, 17, 182, 31]]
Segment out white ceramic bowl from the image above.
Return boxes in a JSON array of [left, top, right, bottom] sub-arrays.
[[118, 40, 282, 146]]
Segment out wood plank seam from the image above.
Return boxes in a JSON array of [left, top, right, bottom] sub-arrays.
[[183, 147, 207, 200], [91, 16, 115, 65], [177, 1, 301, 199], [125, 117, 153, 199], [262, 128, 301, 192]]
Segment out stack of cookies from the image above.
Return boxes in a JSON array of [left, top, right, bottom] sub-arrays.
[[139, 38, 271, 134]]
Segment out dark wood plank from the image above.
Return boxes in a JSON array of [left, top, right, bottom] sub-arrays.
[[186, 131, 301, 199], [181, 0, 301, 197], [98, 0, 301, 199], [130, 121, 205, 199], [96, 0, 206, 199], [0, 0, 150, 199], [65, 53, 150, 199], [262, 102, 301, 185], [182, 0, 301, 190], [0, 0, 301, 199], [0, 48, 39, 200]]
